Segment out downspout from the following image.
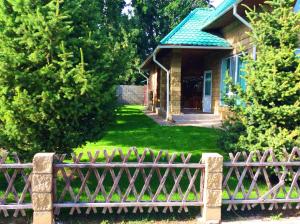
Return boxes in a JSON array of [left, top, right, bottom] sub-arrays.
[[138, 69, 149, 107], [153, 48, 171, 121], [233, 4, 257, 60]]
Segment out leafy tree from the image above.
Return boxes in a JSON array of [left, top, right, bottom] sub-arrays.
[[221, 0, 300, 155], [131, 0, 208, 60], [0, 0, 134, 158]]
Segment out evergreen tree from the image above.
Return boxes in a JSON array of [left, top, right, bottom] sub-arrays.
[[222, 0, 300, 155], [0, 0, 134, 158]]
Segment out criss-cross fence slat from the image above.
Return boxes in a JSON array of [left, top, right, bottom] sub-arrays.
[[223, 147, 300, 211], [0, 152, 32, 217], [53, 148, 205, 215]]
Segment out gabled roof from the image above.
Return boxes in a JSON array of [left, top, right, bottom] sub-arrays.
[[202, 0, 238, 28], [159, 0, 241, 47], [160, 8, 231, 47]]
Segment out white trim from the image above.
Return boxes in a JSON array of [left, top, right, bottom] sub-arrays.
[[140, 45, 233, 70], [152, 48, 171, 121], [203, 0, 244, 29], [219, 54, 243, 105], [233, 4, 252, 29], [234, 55, 239, 83], [138, 69, 149, 106], [157, 45, 233, 50], [203, 70, 213, 113]]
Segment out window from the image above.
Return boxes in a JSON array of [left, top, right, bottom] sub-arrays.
[[220, 54, 246, 105], [296, 48, 300, 57]]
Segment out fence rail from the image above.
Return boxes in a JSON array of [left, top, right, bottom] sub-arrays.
[[1, 147, 300, 222], [223, 147, 300, 211], [0, 153, 32, 217], [53, 148, 205, 215]]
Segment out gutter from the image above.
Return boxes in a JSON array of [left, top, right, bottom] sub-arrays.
[[152, 47, 171, 121], [157, 45, 232, 50], [138, 69, 149, 107], [233, 3, 257, 60]]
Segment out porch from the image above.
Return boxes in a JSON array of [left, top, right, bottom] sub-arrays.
[[146, 48, 231, 124]]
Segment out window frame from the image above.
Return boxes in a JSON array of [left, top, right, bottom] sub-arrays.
[[220, 53, 245, 106]]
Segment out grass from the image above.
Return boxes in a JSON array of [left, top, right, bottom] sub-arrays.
[[1, 105, 222, 207], [75, 105, 222, 159], [1, 105, 298, 222]]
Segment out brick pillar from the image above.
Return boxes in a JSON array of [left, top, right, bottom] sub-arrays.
[[159, 68, 166, 115], [199, 153, 223, 224], [170, 49, 182, 115], [32, 153, 55, 224]]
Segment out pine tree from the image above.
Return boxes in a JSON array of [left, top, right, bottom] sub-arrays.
[[0, 0, 132, 158], [222, 0, 300, 155]]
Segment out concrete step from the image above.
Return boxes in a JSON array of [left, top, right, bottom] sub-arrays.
[[173, 114, 221, 121], [176, 121, 222, 128], [172, 113, 222, 128], [175, 119, 222, 124]]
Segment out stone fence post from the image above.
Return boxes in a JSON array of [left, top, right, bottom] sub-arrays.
[[198, 153, 223, 224], [32, 153, 55, 224]]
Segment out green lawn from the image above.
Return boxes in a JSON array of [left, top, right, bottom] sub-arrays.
[[76, 105, 222, 159], [0, 105, 298, 220]]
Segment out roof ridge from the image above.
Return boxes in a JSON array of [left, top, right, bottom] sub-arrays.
[[194, 7, 214, 11], [160, 9, 199, 44], [201, 0, 237, 29]]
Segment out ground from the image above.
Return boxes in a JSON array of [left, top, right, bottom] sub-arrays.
[[2, 208, 300, 223], [1, 105, 299, 223], [75, 105, 222, 159]]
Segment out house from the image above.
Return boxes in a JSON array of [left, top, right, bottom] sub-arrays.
[[140, 0, 300, 125]]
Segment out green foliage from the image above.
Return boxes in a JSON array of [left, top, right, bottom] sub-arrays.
[[131, 0, 208, 60], [222, 0, 300, 154], [0, 0, 135, 158]]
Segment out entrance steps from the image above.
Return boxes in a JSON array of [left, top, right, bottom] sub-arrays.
[[172, 113, 222, 128]]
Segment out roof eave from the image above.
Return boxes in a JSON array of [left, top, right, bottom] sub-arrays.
[[158, 44, 233, 50], [140, 44, 233, 70], [202, 0, 244, 30]]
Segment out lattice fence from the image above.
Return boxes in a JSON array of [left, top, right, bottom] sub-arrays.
[[53, 148, 205, 215], [0, 152, 32, 217], [223, 147, 300, 211]]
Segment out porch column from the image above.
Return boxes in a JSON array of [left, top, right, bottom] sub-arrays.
[[170, 49, 182, 115]]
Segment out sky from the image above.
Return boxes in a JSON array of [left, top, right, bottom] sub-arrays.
[[210, 0, 224, 7], [295, 0, 300, 12], [123, 0, 225, 15]]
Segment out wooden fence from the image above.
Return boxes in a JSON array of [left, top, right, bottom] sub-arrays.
[[1, 147, 300, 221], [223, 147, 300, 211], [0, 153, 32, 217], [53, 148, 205, 215]]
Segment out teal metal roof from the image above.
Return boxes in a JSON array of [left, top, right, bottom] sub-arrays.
[[202, 0, 237, 28], [160, 8, 231, 47]]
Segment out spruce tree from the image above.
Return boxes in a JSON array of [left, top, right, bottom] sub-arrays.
[[223, 0, 300, 155], [0, 0, 131, 158]]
